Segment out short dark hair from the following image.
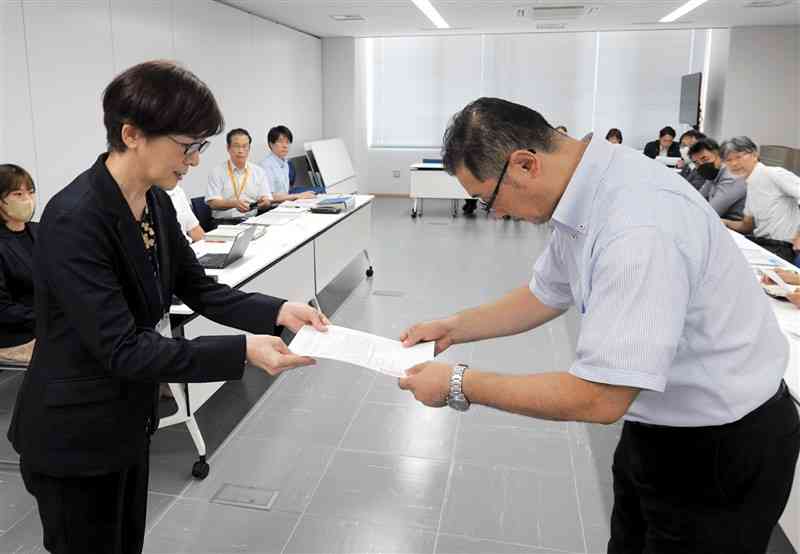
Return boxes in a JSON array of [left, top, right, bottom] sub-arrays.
[[688, 137, 720, 158], [103, 60, 224, 153], [605, 128, 623, 143], [659, 126, 677, 139], [679, 129, 705, 143], [267, 125, 293, 145], [442, 97, 557, 181], [0, 164, 35, 200], [0, 165, 35, 223], [226, 128, 252, 147]]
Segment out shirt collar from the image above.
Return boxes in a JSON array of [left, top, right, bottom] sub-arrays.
[[267, 151, 286, 167], [746, 161, 766, 185], [550, 134, 615, 235], [227, 159, 249, 173]]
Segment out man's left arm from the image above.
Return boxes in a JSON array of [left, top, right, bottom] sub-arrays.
[[771, 168, 800, 250], [400, 227, 689, 424]]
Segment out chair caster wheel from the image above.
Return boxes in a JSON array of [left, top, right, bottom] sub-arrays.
[[192, 457, 209, 480], [366, 267, 374, 278]]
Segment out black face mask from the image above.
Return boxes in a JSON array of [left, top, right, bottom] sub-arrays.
[[697, 162, 720, 181]]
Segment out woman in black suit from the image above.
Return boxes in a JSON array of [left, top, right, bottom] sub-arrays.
[[8, 61, 327, 554], [643, 126, 681, 159], [0, 164, 38, 364]]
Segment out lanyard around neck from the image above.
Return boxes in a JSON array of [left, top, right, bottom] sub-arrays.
[[227, 160, 250, 199]]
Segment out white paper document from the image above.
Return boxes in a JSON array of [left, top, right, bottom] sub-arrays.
[[289, 325, 435, 378]]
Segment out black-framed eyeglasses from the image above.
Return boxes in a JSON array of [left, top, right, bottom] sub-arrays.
[[169, 136, 210, 157], [484, 159, 509, 213], [483, 149, 535, 213]]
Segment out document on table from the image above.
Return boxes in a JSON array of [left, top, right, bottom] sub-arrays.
[[289, 325, 435, 378]]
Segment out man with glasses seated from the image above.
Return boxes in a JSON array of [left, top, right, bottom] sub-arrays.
[[721, 136, 800, 264], [206, 128, 271, 224]]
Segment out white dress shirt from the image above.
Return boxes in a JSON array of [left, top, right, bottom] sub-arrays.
[[165, 185, 199, 242], [259, 152, 291, 196], [206, 160, 271, 220], [530, 137, 787, 427], [744, 162, 800, 243]]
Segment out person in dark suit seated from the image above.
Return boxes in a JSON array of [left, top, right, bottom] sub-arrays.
[[676, 129, 707, 190], [643, 126, 680, 159], [8, 60, 328, 554], [605, 128, 623, 144], [689, 138, 747, 221], [0, 164, 38, 365]]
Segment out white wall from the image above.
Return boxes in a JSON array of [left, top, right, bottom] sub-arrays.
[[2, 0, 323, 209], [718, 26, 799, 148], [324, 29, 707, 195], [702, 28, 730, 141], [322, 38, 357, 171]]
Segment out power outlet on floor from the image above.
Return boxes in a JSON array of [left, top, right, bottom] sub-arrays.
[[392, 169, 401, 178]]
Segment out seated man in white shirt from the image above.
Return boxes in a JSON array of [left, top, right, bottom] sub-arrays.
[[259, 125, 315, 203], [206, 128, 271, 223], [721, 136, 800, 264], [166, 185, 204, 242]]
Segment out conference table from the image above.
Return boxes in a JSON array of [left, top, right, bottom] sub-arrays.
[[161, 195, 374, 478], [728, 229, 800, 548]]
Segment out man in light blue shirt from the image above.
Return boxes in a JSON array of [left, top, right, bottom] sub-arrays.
[[259, 125, 315, 203], [398, 98, 798, 553]]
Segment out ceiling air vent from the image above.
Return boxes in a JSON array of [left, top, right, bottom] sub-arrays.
[[537, 22, 568, 30], [743, 0, 793, 6], [330, 14, 365, 21], [516, 5, 597, 20]]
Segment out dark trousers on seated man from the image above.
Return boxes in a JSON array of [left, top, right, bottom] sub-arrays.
[[750, 236, 796, 264], [609, 381, 800, 554]]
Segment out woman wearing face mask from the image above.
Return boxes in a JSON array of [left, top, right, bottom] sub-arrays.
[[0, 164, 38, 365]]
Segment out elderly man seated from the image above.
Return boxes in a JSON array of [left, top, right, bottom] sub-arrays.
[[721, 136, 800, 264]]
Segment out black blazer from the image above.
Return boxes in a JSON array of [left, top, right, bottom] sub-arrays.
[[643, 140, 680, 159], [9, 154, 285, 477], [0, 223, 37, 347]]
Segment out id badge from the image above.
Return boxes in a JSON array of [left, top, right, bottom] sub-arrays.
[[156, 312, 172, 338]]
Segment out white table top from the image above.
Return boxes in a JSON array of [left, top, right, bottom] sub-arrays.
[[170, 195, 374, 316], [729, 229, 800, 400]]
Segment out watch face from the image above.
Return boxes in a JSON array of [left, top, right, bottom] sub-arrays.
[[448, 395, 469, 412]]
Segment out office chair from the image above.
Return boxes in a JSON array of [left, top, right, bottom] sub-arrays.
[[190, 196, 217, 232]]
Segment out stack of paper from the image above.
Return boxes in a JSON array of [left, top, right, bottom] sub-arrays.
[[289, 325, 435, 378]]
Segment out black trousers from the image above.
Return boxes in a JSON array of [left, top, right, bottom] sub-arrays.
[[20, 446, 150, 554], [749, 236, 796, 264], [608, 382, 800, 554]]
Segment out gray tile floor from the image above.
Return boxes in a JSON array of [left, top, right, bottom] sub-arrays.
[[0, 197, 795, 553]]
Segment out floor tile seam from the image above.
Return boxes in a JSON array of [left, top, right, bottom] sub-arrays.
[[277, 370, 376, 554], [566, 423, 590, 554], [333, 445, 452, 462], [448, 459, 575, 478], [0, 505, 36, 537], [436, 530, 582, 554], [431, 410, 462, 554]]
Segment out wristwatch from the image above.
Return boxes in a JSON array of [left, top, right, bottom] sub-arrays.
[[447, 364, 470, 411]]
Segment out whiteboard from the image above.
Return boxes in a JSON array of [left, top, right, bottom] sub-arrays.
[[304, 138, 356, 188]]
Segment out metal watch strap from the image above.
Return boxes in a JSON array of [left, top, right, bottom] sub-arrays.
[[448, 363, 470, 411]]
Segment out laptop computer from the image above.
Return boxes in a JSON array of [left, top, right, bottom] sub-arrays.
[[198, 225, 255, 269]]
